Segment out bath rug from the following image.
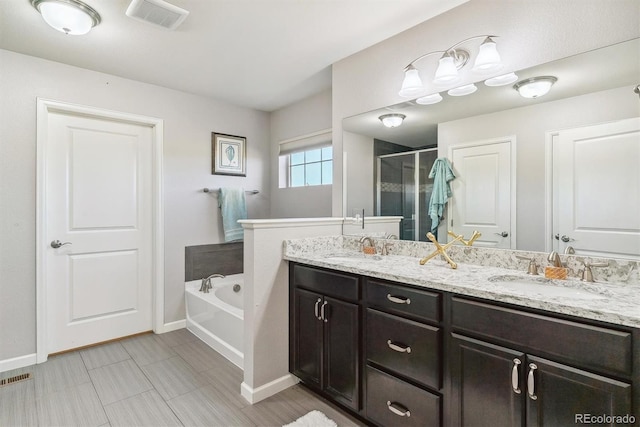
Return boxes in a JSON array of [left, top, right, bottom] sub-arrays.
[[283, 410, 338, 427]]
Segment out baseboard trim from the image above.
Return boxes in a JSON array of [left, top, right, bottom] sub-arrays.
[[156, 319, 186, 334], [241, 374, 299, 404], [0, 353, 37, 373]]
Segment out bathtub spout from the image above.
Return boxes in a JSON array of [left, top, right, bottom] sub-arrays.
[[200, 274, 226, 293]]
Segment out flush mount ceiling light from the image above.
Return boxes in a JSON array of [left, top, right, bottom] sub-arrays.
[[31, 0, 101, 35], [379, 114, 406, 128], [513, 76, 558, 98], [399, 35, 503, 98]]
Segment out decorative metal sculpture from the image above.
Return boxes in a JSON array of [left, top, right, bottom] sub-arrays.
[[420, 232, 462, 269], [447, 230, 482, 246]]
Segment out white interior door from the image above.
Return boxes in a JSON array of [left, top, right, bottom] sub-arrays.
[[45, 110, 154, 354], [554, 117, 640, 259], [449, 138, 514, 249]]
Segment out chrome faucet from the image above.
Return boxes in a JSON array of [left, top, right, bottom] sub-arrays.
[[579, 261, 608, 283], [200, 274, 225, 293], [547, 251, 563, 268], [359, 236, 376, 254], [516, 255, 539, 275], [359, 236, 374, 247]]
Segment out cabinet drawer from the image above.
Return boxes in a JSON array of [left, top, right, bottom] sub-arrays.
[[366, 278, 441, 323], [292, 264, 359, 301], [366, 366, 441, 427], [367, 309, 441, 389], [451, 297, 632, 376]]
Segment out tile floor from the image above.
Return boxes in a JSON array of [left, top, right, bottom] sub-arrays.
[[0, 329, 365, 427]]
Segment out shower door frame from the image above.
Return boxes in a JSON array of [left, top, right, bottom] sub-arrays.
[[376, 147, 438, 241]]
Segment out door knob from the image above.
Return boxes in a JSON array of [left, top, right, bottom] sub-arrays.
[[494, 231, 509, 238], [50, 240, 72, 248], [560, 235, 574, 243]]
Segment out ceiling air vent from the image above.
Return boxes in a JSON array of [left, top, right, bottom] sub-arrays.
[[126, 0, 189, 30]]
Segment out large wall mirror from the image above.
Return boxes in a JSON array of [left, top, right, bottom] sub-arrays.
[[342, 38, 639, 259]]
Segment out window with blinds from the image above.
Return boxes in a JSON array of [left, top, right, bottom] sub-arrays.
[[278, 130, 332, 188]]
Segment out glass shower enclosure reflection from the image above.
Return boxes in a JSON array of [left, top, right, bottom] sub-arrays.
[[376, 148, 438, 241]]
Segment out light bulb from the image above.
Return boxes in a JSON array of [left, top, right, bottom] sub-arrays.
[[485, 72, 518, 87], [416, 93, 443, 105], [399, 66, 426, 98], [473, 37, 503, 73], [433, 54, 460, 85], [447, 84, 477, 97]]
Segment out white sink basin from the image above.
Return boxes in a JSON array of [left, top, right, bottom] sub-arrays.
[[489, 275, 607, 300]]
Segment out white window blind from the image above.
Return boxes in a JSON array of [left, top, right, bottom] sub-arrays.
[[278, 129, 332, 155]]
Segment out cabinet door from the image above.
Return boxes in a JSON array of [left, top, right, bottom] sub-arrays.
[[291, 288, 323, 389], [450, 333, 525, 427], [525, 356, 632, 427], [324, 296, 360, 410]]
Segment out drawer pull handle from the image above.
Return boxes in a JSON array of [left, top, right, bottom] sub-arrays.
[[527, 363, 538, 400], [320, 301, 328, 323], [387, 340, 411, 354], [314, 298, 322, 320], [386, 401, 411, 417], [511, 358, 521, 394], [386, 294, 411, 305]]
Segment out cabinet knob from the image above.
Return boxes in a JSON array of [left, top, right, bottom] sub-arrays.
[[511, 359, 522, 394], [527, 363, 538, 400], [314, 298, 322, 320], [386, 401, 411, 417]]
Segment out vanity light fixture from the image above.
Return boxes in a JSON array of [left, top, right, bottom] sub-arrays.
[[513, 76, 558, 98], [484, 72, 519, 87], [379, 114, 406, 128], [447, 83, 478, 97], [399, 35, 503, 97], [31, 0, 101, 35], [416, 93, 443, 105]]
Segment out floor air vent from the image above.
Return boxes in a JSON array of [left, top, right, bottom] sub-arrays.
[[126, 0, 189, 30], [0, 373, 32, 387]]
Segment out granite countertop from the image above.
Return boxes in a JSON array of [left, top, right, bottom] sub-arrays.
[[284, 243, 640, 329]]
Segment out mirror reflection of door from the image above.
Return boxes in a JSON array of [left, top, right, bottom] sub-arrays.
[[553, 117, 640, 259], [449, 137, 515, 249]]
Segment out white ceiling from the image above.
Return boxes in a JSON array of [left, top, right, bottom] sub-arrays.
[[0, 0, 466, 111]]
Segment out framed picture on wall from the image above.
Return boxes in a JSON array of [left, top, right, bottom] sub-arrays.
[[212, 132, 246, 176]]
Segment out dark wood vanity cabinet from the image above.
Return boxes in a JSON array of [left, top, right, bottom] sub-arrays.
[[289, 263, 360, 411], [289, 263, 638, 427], [449, 297, 634, 427], [363, 278, 443, 426]]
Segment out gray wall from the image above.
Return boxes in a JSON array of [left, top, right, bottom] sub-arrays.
[[343, 131, 374, 216], [438, 86, 639, 252], [270, 89, 332, 218], [332, 0, 640, 216], [0, 49, 270, 361]]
